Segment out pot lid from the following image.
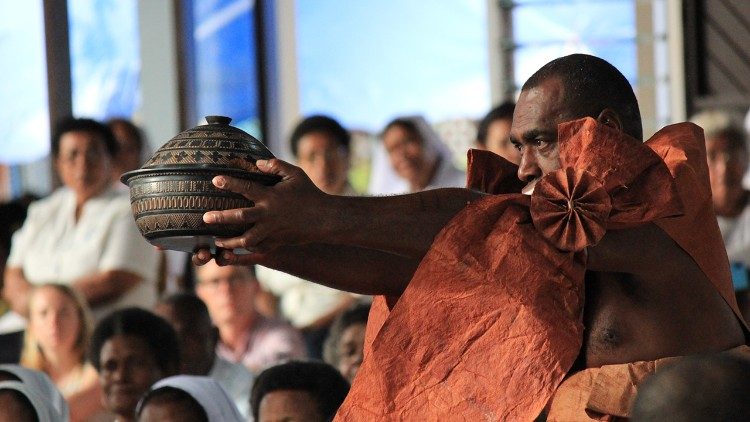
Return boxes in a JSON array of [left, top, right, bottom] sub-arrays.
[[138, 115, 275, 174]]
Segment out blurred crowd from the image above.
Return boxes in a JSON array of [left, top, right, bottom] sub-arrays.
[[1, 100, 750, 421]]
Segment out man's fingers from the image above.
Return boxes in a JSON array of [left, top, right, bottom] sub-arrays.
[[203, 207, 262, 225], [212, 175, 266, 197], [256, 158, 302, 179], [192, 249, 213, 266], [214, 223, 269, 250]]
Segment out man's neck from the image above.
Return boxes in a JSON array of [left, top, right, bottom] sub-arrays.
[[42, 350, 82, 384], [217, 311, 259, 353]]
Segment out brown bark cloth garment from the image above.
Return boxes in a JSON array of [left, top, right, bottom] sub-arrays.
[[335, 118, 744, 421]]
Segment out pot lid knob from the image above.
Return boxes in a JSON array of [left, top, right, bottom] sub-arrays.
[[205, 115, 232, 125]]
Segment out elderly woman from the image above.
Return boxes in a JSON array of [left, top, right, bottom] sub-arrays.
[[3, 117, 159, 321], [21, 284, 103, 421], [90, 307, 180, 422], [378, 115, 465, 193], [136, 375, 243, 422]]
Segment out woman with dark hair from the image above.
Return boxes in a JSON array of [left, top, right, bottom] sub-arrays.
[[323, 302, 369, 383], [250, 360, 349, 422], [3, 117, 160, 322], [89, 307, 179, 422]]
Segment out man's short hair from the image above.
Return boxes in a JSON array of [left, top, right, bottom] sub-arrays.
[[89, 307, 180, 375], [51, 117, 119, 158], [522, 54, 643, 141], [157, 293, 212, 328], [290, 115, 350, 157], [107, 118, 145, 152], [631, 354, 750, 421], [250, 360, 350, 421], [476, 102, 515, 145]]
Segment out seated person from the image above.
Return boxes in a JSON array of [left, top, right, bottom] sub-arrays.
[[257, 114, 358, 358], [0, 364, 69, 421], [154, 293, 253, 419], [250, 361, 350, 422], [323, 302, 370, 383], [374, 115, 465, 194], [692, 110, 750, 319], [89, 308, 179, 422], [21, 284, 103, 421], [195, 261, 306, 373], [631, 352, 750, 421], [3, 117, 159, 322], [136, 375, 243, 422], [475, 101, 520, 164], [107, 118, 147, 186]]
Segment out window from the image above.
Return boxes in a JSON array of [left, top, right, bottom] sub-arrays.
[[296, 0, 491, 132], [0, 0, 49, 164], [182, 0, 262, 137], [68, 0, 141, 119]]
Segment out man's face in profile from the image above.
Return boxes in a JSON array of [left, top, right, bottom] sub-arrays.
[[510, 77, 570, 194]]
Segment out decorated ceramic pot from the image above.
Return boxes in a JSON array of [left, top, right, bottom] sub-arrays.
[[121, 115, 280, 253]]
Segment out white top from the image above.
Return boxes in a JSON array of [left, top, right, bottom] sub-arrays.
[[256, 266, 352, 328], [7, 187, 159, 321], [718, 203, 750, 267], [208, 356, 253, 420]]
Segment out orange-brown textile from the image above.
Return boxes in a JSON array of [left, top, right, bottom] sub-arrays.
[[547, 345, 750, 421], [646, 123, 746, 328], [335, 118, 699, 421]]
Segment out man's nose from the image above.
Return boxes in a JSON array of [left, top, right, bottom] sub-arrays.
[[517, 149, 541, 183]]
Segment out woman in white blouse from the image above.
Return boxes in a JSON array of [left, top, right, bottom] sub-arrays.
[[3, 117, 159, 321]]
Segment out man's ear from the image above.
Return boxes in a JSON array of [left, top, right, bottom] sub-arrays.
[[596, 109, 623, 132]]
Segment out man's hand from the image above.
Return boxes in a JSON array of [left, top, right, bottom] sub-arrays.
[[194, 159, 327, 264]]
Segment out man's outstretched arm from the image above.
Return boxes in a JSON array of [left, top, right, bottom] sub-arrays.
[[194, 243, 421, 297], [202, 159, 485, 259]]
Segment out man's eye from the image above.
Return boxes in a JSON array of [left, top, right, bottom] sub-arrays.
[[511, 142, 522, 151]]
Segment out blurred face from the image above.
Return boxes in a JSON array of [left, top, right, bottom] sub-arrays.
[[195, 262, 258, 326], [258, 390, 323, 422], [511, 78, 568, 194], [111, 123, 143, 176], [56, 130, 112, 203], [28, 286, 81, 356], [99, 335, 165, 420], [297, 131, 349, 194], [382, 125, 434, 186], [138, 399, 205, 422], [154, 303, 215, 376], [485, 119, 521, 164], [707, 135, 748, 214], [337, 323, 366, 383]]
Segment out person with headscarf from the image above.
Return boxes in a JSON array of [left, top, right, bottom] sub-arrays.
[[0, 364, 69, 422], [136, 375, 243, 422], [371, 115, 465, 194]]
